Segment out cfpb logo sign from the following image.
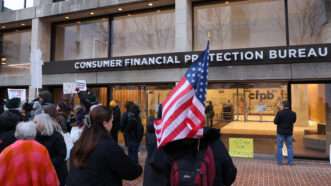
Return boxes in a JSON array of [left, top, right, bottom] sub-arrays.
[[248, 90, 274, 100]]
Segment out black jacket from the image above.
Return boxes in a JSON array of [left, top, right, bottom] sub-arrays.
[[274, 108, 297, 136], [0, 110, 21, 152], [143, 128, 237, 186], [111, 106, 121, 140], [66, 136, 142, 186], [36, 131, 68, 186]]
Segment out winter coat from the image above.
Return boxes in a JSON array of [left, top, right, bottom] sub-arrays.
[[145, 116, 157, 158], [111, 105, 121, 141], [0, 140, 60, 186], [143, 128, 237, 186], [66, 136, 142, 186], [0, 110, 21, 152], [36, 131, 68, 186], [274, 108, 297, 136], [121, 111, 143, 144]]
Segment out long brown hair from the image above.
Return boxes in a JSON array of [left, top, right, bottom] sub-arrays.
[[71, 106, 112, 168]]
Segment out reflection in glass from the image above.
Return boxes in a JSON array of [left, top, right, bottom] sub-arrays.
[[3, 0, 33, 11], [112, 10, 175, 57], [194, 0, 286, 50], [54, 18, 109, 61], [0, 29, 31, 75], [288, 0, 331, 45]]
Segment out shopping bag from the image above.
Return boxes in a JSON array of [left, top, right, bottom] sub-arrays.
[[282, 144, 288, 157]]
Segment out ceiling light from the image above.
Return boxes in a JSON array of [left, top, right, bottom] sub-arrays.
[[127, 14, 131, 17], [1, 26, 6, 29], [21, 23, 26, 26], [1, 62, 6, 65], [90, 12, 95, 15], [65, 16, 70, 20], [118, 8, 123, 11], [1, 58, 7, 62], [156, 9, 161, 13], [77, 21, 81, 24], [148, 3, 153, 7]]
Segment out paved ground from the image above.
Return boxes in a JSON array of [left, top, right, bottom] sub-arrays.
[[124, 153, 331, 186]]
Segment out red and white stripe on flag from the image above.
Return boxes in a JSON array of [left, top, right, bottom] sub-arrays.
[[154, 76, 205, 148]]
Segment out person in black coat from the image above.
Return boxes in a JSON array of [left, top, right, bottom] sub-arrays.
[[110, 100, 121, 143], [67, 106, 142, 186], [0, 98, 23, 152], [121, 102, 144, 164], [274, 101, 296, 165], [34, 113, 67, 186], [143, 127, 237, 186]]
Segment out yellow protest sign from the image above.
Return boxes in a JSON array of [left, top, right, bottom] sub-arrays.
[[229, 138, 254, 158]]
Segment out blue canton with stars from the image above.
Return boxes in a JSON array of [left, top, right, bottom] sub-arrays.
[[185, 43, 210, 106]]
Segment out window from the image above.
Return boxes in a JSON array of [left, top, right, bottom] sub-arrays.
[[2, 0, 33, 11], [111, 9, 175, 57], [291, 83, 330, 158], [288, 0, 331, 45], [0, 29, 31, 75], [194, 0, 286, 50], [54, 18, 109, 61]]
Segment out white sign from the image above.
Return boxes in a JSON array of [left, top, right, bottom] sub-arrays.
[[63, 82, 77, 95], [30, 49, 43, 89], [75, 80, 87, 91], [8, 89, 26, 102]]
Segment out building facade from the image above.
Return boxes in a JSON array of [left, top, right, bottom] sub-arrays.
[[1, 0, 331, 159]]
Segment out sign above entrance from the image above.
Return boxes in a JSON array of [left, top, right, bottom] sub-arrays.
[[44, 44, 331, 74]]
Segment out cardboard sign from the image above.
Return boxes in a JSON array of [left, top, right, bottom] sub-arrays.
[[7, 89, 26, 102], [63, 82, 77, 95], [75, 80, 87, 91], [229, 138, 254, 158]]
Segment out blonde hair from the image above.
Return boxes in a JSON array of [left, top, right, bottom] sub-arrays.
[[33, 113, 55, 136]]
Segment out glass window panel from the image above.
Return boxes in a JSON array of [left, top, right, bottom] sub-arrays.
[[194, 0, 286, 50], [0, 29, 31, 75], [4, 0, 25, 10], [288, 0, 331, 45], [54, 18, 109, 61], [111, 9, 175, 57], [291, 84, 330, 158], [26, 0, 33, 8]]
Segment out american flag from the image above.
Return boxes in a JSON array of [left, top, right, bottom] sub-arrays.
[[155, 43, 210, 148]]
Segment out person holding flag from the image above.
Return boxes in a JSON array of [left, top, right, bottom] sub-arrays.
[[143, 43, 237, 186]]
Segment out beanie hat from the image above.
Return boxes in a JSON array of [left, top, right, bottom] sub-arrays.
[[6, 98, 21, 109]]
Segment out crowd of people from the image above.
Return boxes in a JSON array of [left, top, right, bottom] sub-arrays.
[[0, 89, 237, 186]]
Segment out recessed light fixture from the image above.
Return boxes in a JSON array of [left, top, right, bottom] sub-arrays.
[[148, 2, 153, 7], [156, 9, 161, 13], [1, 62, 6, 65], [21, 23, 26, 26], [90, 12, 95, 15], [1, 58, 7, 62], [128, 14, 131, 17], [1, 26, 6, 29], [118, 8, 123, 11], [77, 21, 81, 24], [65, 16, 70, 20]]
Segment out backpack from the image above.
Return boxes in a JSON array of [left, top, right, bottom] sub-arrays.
[[170, 146, 216, 186]]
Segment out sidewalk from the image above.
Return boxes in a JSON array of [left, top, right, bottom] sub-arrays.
[[124, 152, 331, 186]]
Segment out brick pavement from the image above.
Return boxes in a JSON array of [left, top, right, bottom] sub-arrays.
[[124, 153, 331, 186]]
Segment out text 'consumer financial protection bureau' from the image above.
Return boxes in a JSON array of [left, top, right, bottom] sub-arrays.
[[74, 47, 328, 70]]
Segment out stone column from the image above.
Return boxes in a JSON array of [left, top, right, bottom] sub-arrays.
[[29, 18, 51, 101], [175, 0, 192, 52], [325, 84, 331, 156]]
